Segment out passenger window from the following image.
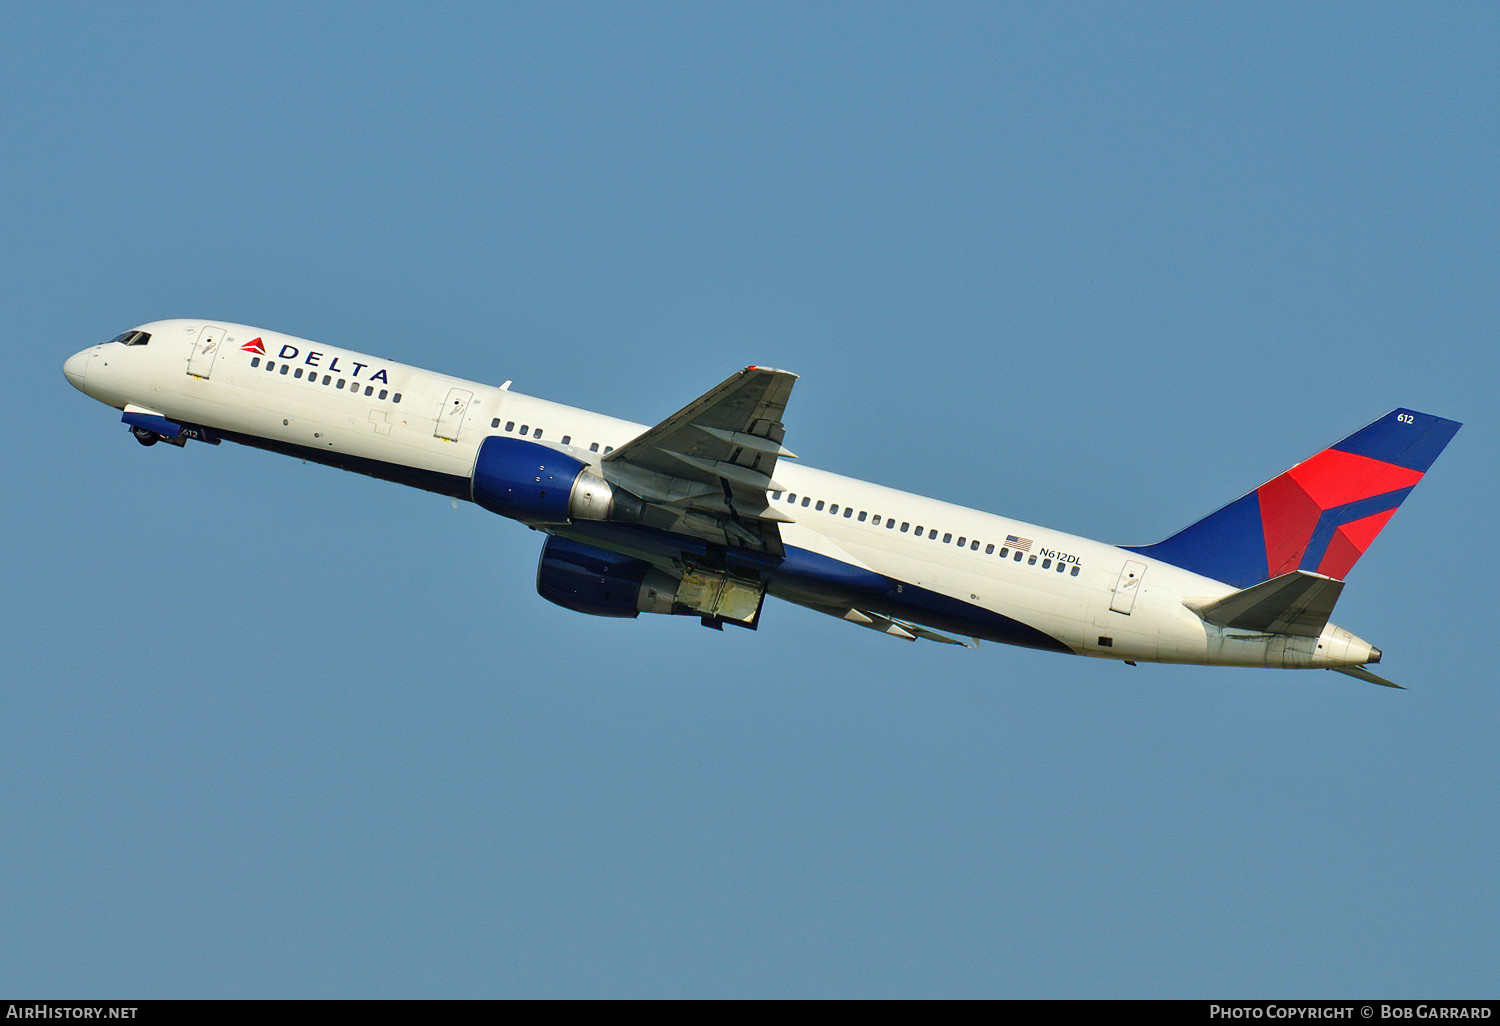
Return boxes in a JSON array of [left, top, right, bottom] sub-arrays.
[[294, 368, 303, 379], [914, 525, 923, 535], [280, 365, 289, 375], [533, 428, 541, 438], [944, 533, 953, 544], [562, 435, 571, 445], [337, 379, 346, 389], [1028, 555, 1037, 565], [604, 446, 614, 454], [787, 493, 796, 503], [971, 540, 979, 550], [829, 504, 838, 514], [855, 511, 864, 521], [1042, 558, 1051, 569], [590, 442, 600, 452], [801, 497, 811, 507], [1014, 551, 1023, 561], [901, 523, 910, 532], [771, 491, 782, 500], [379, 389, 388, 400], [928, 529, 938, 540], [492, 418, 501, 429], [815, 500, 825, 511], [364, 386, 373, 396], [323, 375, 331, 385], [956, 536, 964, 546], [393, 394, 402, 404], [266, 361, 275, 372], [1071, 566, 1080, 576], [519, 425, 528, 434], [251, 357, 260, 368], [985, 543, 994, 554]]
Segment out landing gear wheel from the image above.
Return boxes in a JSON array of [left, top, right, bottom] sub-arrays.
[[131, 426, 159, 446]]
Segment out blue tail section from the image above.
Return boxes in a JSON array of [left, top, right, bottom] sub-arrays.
[[1126, 409, 1460, 588]]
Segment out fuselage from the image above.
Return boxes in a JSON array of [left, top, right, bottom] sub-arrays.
[[64, 319, 1384, 672]]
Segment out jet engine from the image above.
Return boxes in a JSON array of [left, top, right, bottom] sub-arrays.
[[471, 437, 643, 524], [536, 536, 765, 626]]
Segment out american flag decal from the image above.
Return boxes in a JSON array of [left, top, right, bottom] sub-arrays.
[[1005, 534, 1032, 553]]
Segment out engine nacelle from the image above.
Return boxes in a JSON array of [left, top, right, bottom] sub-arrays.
[[535, 536, 680, 618], [535, 536, 766, 625], [472, 437, 642, 524]]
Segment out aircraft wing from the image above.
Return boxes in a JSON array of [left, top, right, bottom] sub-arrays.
[[601, 366, 798, 555]]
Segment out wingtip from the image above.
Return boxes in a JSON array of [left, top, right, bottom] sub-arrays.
[[745, 365, 798, 378]]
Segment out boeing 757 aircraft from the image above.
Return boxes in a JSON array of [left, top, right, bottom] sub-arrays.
[[65, 321, 1460, 687]]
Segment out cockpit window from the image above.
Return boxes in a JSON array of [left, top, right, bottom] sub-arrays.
[[109, 330, 151, 347]]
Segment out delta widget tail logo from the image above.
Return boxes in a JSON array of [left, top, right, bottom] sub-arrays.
[[1257, 448, 1420, 581], [1127, 409, 1461, 589], [241, 337, 266, 355]]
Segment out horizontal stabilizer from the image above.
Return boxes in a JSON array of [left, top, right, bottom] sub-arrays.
[[1331, 665, 1404, 689], [1188, 570, 1344, 638]]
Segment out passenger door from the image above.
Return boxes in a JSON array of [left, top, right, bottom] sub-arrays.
[[435, 387, 473, 441], [1109, 560, 1148, 615], [186, 325, 225, 379]]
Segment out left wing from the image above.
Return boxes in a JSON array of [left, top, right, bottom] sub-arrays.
[[601, 366, 798, 555]]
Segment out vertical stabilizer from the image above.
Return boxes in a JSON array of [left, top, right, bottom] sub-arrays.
[[1127, 409, 1460, 588]]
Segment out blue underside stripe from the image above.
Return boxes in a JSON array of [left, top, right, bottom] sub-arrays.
[[216, 428, 1072, 652], [564, 522, 1072, 652], [216, 427, 473, 498]]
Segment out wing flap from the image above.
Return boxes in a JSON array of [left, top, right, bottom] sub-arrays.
[[819, 606, 977, 647]]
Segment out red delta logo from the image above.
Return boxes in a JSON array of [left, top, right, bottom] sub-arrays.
[[1257, 448, 1424, 581], [241, 337, 266, 356]]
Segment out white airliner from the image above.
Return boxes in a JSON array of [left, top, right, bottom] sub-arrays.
[[65, 320, 1460, 687]]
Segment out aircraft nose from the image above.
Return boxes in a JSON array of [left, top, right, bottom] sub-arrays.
[[63, 349, 91, 391]]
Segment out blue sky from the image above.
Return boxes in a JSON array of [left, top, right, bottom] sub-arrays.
[[4, 2, 1496, 997]]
